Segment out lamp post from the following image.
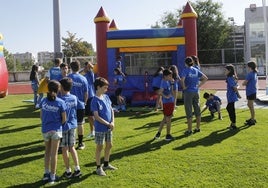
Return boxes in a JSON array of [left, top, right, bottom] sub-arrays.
[[262, 0, 268, 95], [228, 17, 237, 63]]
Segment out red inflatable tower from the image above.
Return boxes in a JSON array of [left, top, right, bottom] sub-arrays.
[[0, 33, 8, 98], [94, 7, 110, 79], [181, 2, 198, 57]]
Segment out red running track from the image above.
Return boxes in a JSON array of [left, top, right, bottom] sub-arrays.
[[7, 79, 267, 95]]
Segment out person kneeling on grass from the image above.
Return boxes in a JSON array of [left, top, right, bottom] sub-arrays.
[[91, 77, 117, 176], [201, 92, 223, 120]]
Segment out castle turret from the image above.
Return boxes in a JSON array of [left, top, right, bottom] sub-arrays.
[[94, 7, 110, 79], [181, 2, 198, 57]]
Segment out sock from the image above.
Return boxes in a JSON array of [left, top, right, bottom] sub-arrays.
[[78, 135, 83, 144], [50, 173, 55, 181], [104, 161, 109, 167], [75, 166, 80, 171], [66, 168, 71, 173]]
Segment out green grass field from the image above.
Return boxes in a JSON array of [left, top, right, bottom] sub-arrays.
[[0, 93, 268, 187]]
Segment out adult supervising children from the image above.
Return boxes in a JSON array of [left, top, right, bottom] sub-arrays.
[[91, 77, 117, 176], [242, 61, 258, 126]]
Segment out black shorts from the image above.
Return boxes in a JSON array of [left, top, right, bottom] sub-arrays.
[[153, 87, 160, 91], [77, 109, 85, 125], [85, 97, 93, 116], [115, 88, 122, 96], [247, 93, 256, 100]]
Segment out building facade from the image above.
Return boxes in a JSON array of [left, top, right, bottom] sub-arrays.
[[37, 51, 54, 65], [245, 4, 268, 75]]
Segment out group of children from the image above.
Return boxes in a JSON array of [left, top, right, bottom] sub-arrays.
[[33, 56, 258, 184], [152, 56, 258, 141], [36, 59, 117, 184]]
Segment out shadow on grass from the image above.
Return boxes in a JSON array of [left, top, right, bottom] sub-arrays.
[[85, 139, 172, 168], [0, 105, 40, 119], [0, 124, 40, 135], [173, 124, 251, 150]]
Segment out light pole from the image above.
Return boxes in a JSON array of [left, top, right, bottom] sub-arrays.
[[228, 17, 237, 63], [262, 0, 268, 95]]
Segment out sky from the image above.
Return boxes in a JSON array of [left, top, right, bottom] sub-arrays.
[[0, 0, 264, 58]]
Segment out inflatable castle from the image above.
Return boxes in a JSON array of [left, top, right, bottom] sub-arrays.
[[94, 2, 197, 106], [0, 33, 8, 98]]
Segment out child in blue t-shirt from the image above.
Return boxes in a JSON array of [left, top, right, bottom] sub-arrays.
[[40, 80, 67, 184], [154, 69, 175, 141], [201, 92, 222, 120], [91, 77, 117, 176], [59, 77, 82, 178], [242, 61, 258, 126], [225, 64, 240, 130]]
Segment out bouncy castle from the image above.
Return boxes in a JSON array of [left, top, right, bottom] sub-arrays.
[[94, 2, 197, 105], [0, 33, 8, 98]]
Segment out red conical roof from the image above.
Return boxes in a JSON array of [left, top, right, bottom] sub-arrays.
[[109, 19, 118, 30], [181, 2, 198, 19], [94, 7, 110, 23]]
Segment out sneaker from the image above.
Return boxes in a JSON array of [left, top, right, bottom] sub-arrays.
[[48, 175, 59, 185], [63, 171, 72, 179], [154, 132, 161, 139], [103, 164, 118, 171], [96, 167, 106, 176], [78, 143, 85, 150], [228, 124, 237, 130], [218, 115, 223, 120], [193, 128, 200, 133], [245, 119, 256, 126], [184, 130, 192, 136], [73, 170, 82, 177], [87, 133, 95, 138], [165, 134, 174, 141], [42, 173, 50, 181]]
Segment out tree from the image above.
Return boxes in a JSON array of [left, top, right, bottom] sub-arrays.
[[62, 31, 95, 60], [152, 0, 234, 64]]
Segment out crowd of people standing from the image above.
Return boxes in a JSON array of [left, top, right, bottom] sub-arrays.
[[30, 55, 258, 184]]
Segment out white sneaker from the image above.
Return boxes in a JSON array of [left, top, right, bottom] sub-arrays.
[[96, 167, 106, 176]]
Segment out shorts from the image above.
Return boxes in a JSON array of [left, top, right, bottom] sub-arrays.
[[247, 93, 256, 100], [43, 131, 62, 142], [85, 97, 93, 116], [153, 87, 160, 91], [115, 88, 122, 96], [95, 131, 112, 145], [77, 109, 85, 125], [163, 102, 174, 116], [60, 128, 76, 147]]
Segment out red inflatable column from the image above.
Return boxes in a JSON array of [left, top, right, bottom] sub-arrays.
[[94, 7, 110, 79], [181, 2, 198, 57], [0, 33, 8, 98]]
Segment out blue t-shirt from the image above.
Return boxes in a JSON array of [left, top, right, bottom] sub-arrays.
[[152, 74, 163, 88], [68, 73, 89, 110], [40, 97, 67, 133], [48, 67, 62, 81], [114, 74, 125, 88], [181, 67, 203, 92], [245, 72, 257, 96], [205, 95, 221, 110], [84, 70, 95, 98], [226, 76, 238, 103], [91, 94, 113, 132], [60, 94, 77, 131], [160, 80, 174, 104]]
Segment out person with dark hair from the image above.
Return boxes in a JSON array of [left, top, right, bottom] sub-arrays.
[[68, 61, 89, 150], [154, 69, 175, 141], [169, 65, 181, 108], [113, 68, 126, 111], [40, 80, 67, 184], [59, 63, 69, 79], [152, 66, 164, 111], [181, 56, 208, 135], [46, 58, 62, 81], [83, 61, 96, 138], [91, 77, 117, 176], [225, 64, 241, 130], [59, 77, 82, 178], [242, 61, 258, 126], [191, 55, 200, 70], [30, 64, 40, 108], [201, 92, 222, 120]]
